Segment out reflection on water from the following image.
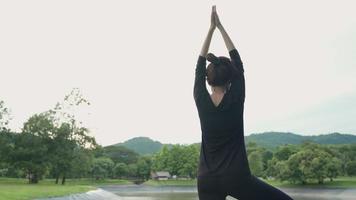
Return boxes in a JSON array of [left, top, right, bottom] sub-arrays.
[[116, 193, 197, 200], [101, 185, 356, 200]]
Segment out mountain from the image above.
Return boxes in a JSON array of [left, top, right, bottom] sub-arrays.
[[245, 132, 303, 148], [113, 137, 172, 155], [112, 132, 356, 155], [245, 132, 356, 149]]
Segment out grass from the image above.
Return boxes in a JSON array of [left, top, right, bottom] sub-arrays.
[[143, 179, 197, 186], [0, 178, 133, 200]]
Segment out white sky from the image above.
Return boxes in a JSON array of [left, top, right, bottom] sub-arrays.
[[1, 0, 356, 146]]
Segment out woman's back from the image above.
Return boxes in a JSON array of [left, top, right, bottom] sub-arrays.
[[194, 49, 250, 178], [195, 6, 293, 199]]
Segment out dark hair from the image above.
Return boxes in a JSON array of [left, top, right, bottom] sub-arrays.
[[206, 53, 233, 87]]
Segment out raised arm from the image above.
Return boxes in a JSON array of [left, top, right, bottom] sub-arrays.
[[214, 8, 245, 101], [215, 17, 235, 52], [200, 6, 216, 57], [194, 6, 216, 102], [214, 10, 243, 71]]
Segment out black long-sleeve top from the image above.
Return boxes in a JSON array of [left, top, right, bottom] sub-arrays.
[[193, 49, 251, 178]]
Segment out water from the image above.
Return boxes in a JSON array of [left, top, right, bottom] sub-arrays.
[[103, 185, 198, 200], [38, 185, 356, 200], [101, 185, 356, 200]]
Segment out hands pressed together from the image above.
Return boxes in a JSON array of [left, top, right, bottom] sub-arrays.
[[200, 5, 235, 57], [210, 5, 222, 31]]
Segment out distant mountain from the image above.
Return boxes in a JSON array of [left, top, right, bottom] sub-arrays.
[[113, 137, 172, 155], [245, 132, 356, 149], [111, 132, 356, 155]]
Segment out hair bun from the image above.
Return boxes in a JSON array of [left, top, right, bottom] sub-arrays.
[[206, 53, 220, 65]]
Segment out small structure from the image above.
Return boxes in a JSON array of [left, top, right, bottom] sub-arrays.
[[151, 171, 171, 180]]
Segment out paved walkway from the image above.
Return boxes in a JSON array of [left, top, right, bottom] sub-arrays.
[[36, 189, 122, 200]]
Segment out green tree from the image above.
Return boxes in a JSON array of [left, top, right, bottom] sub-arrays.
[[11, 131, 50, 184], [103, 145, 139, 164], [151, 145, 170, 172], [309, 151, 329, 184], [0, 100, 11, 131], [9, 113, 55, 184], [325, 157, 342, 181], [136, 156, 152, 180], [127, 163, 138, 178], [113, 162, 129, 178], [178, 144, 199, 178], [345, 161, 356, 176], [266, 157, 279, 178], [68, 148, 94, 178], [91, 157, 114, 180], [275, 160, 292, 183], [274, 145, 297, 161], [48, 88, 96, 184], [248, 151, 264, 177]]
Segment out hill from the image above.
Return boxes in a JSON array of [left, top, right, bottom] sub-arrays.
[[113, 137, 172, 155], [245, 132, 356, 149], [112, 132, 356, 155]]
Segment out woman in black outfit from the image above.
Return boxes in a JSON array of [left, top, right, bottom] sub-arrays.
[[194, 6, 293, 200]]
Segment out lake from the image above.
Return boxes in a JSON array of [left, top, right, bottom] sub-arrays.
[[100, 185, 356, 200], [38, 185, 356, 200]]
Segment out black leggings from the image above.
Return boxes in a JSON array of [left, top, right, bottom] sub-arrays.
[[197, 174, 293, 200]]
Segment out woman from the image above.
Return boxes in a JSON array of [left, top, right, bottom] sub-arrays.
[[194, 6, 293, 200]]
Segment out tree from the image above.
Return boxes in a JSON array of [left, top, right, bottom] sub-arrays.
[[309, 151, 329, 184], [0, 100, 11, 131], [166, 145, 184, 176], [8, 113, 55, 184], [127, 163, 138, 178], [0, 100, 13, 168], [345, 161, 356, 176], [275, 160, 292, 183], [11, 131, 50, 184], [91, 157, 114, 180], [48, 88, 97, 184], [68, 147, 94, 178], [248, 151, 264, 177], [274, 145, 297, 161], [113, 162, 129, 178], [151, 145, 170, 172], [178, 144, 199, 178], [0, 130, 13, 163], [266, 157, 279, 178], [0, 130, 18, 178], [261, 150, 273, 171], [103, 145, 139, 164], [136, 156, 151, 180], [325, 157, 342, 181]]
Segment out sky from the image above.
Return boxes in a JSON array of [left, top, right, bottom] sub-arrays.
[[1, 0, 355, 146]]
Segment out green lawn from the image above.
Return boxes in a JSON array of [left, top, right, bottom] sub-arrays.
[[0, 178, 133, 200], [143, 179, 197, 186]]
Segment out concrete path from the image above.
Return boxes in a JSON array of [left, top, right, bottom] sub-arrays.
[[36, 189, 122, 200]]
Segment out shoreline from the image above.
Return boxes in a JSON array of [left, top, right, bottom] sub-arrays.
[[141, 176, 356, 189], [1, 177, 356, 200]]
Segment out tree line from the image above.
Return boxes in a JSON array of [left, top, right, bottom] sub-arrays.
[[1, 90, 356, 185], [250, 141, 356, 184]]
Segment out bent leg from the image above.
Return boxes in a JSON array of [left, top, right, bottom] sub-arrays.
[[198, 176, 226, 200], [228, 175, 293, 200]]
